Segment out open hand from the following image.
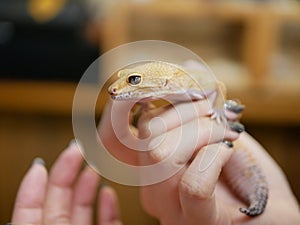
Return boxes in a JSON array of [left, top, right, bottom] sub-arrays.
[[10, 142, 122, 225]]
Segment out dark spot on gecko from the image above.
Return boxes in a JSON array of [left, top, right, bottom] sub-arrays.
[[163, 79, 169, 87]]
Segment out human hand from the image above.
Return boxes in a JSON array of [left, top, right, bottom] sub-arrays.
[[98, 100, 141, 165], [137, 101, 300, 225], [9, 142, 122, 225]]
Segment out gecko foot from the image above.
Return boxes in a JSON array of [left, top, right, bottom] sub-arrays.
[[209, 108, 227, 124]]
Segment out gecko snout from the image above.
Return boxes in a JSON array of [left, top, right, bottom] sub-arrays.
[[108, 86, 117, 94], [108, 86, 120, 100]]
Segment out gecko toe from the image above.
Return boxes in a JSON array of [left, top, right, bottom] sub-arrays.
[[210, 109, 227, 124]]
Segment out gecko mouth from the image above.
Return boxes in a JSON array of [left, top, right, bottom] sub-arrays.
[[110, 91, 135, 100], [110, 93, 118, 100], [110, 91, 156, 102]]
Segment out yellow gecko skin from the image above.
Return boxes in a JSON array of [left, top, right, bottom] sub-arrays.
[[108, 61, 268, 217], [108, 61, 226, 123]]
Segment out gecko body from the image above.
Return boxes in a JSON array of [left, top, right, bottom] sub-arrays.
[[108, 61, 268, 217]]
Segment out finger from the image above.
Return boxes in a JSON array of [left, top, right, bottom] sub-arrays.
[[179, 143, 233, 224], [225, 99, 245, 119], [98, 100, 139, 165], [98, 186, 123, 225], [140, 170, 184, 224], [71, 167, 100, 225], [145, 116, 238, 164], [11, 158, 48, 225], [138, 100, 212, 138], [100, 100, 135, 137], [43, 142, 84, 225]]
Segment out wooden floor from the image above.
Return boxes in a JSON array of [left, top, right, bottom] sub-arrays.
[[0, 112, 299, 224]]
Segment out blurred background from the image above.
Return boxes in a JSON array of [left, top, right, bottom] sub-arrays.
[[0, 0, 300, 224]]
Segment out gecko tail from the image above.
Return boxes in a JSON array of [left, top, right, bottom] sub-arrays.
[[239, 192, 268, 216], [239, 206, 263, 217], [223, 149, 269, 217], [239, 184, 268, 217]]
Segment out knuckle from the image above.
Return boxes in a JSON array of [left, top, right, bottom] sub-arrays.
[[179, 174, 214, 200], [149, 147, 169, 163]]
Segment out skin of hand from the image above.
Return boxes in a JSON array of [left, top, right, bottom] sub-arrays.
[[10, 98, 300, 225], [10, 142, 122, 225], [138, 107, 300, 225], [99, 99, 300, 225]]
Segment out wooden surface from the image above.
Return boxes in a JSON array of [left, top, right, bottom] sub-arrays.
[[0, 81, 107, 116], [0, 80, 299, 124], [0, 81, 76, 115]]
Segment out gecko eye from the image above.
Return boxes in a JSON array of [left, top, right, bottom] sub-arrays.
[[127, 73, 142, 85]]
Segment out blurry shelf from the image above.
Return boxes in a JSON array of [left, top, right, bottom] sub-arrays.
[[100, 0, 300, 125], [0, 78, 299, 125], [0, 81, 109, 116], [228, 78, 300, 125], [0, 81, 77, 115]]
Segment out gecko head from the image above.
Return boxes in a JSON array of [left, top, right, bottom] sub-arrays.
[[108, 62, 188, 100], [108, 70, 145, 100]]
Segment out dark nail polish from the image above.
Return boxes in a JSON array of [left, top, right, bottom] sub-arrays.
[[223, 140, 234, 148], [228, 121, 245, 133], [68, 138, 77, 147], [225, 100, 245, 114], [32, 157, 45, 166]]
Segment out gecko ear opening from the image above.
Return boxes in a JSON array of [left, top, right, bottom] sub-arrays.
[[127, 73, 142, 86]]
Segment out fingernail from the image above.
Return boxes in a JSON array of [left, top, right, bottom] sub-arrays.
[[225, 100, 245, 114], [68, 138, 77, 147], [98, 183, 109, 192], [223, 140, 234, 148], [100, 183, 108, 189], [228, 121, 245, 133], [32, 157, 45, 166]]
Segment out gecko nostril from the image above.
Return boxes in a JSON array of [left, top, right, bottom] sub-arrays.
[[111, 88, 117, 93]]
